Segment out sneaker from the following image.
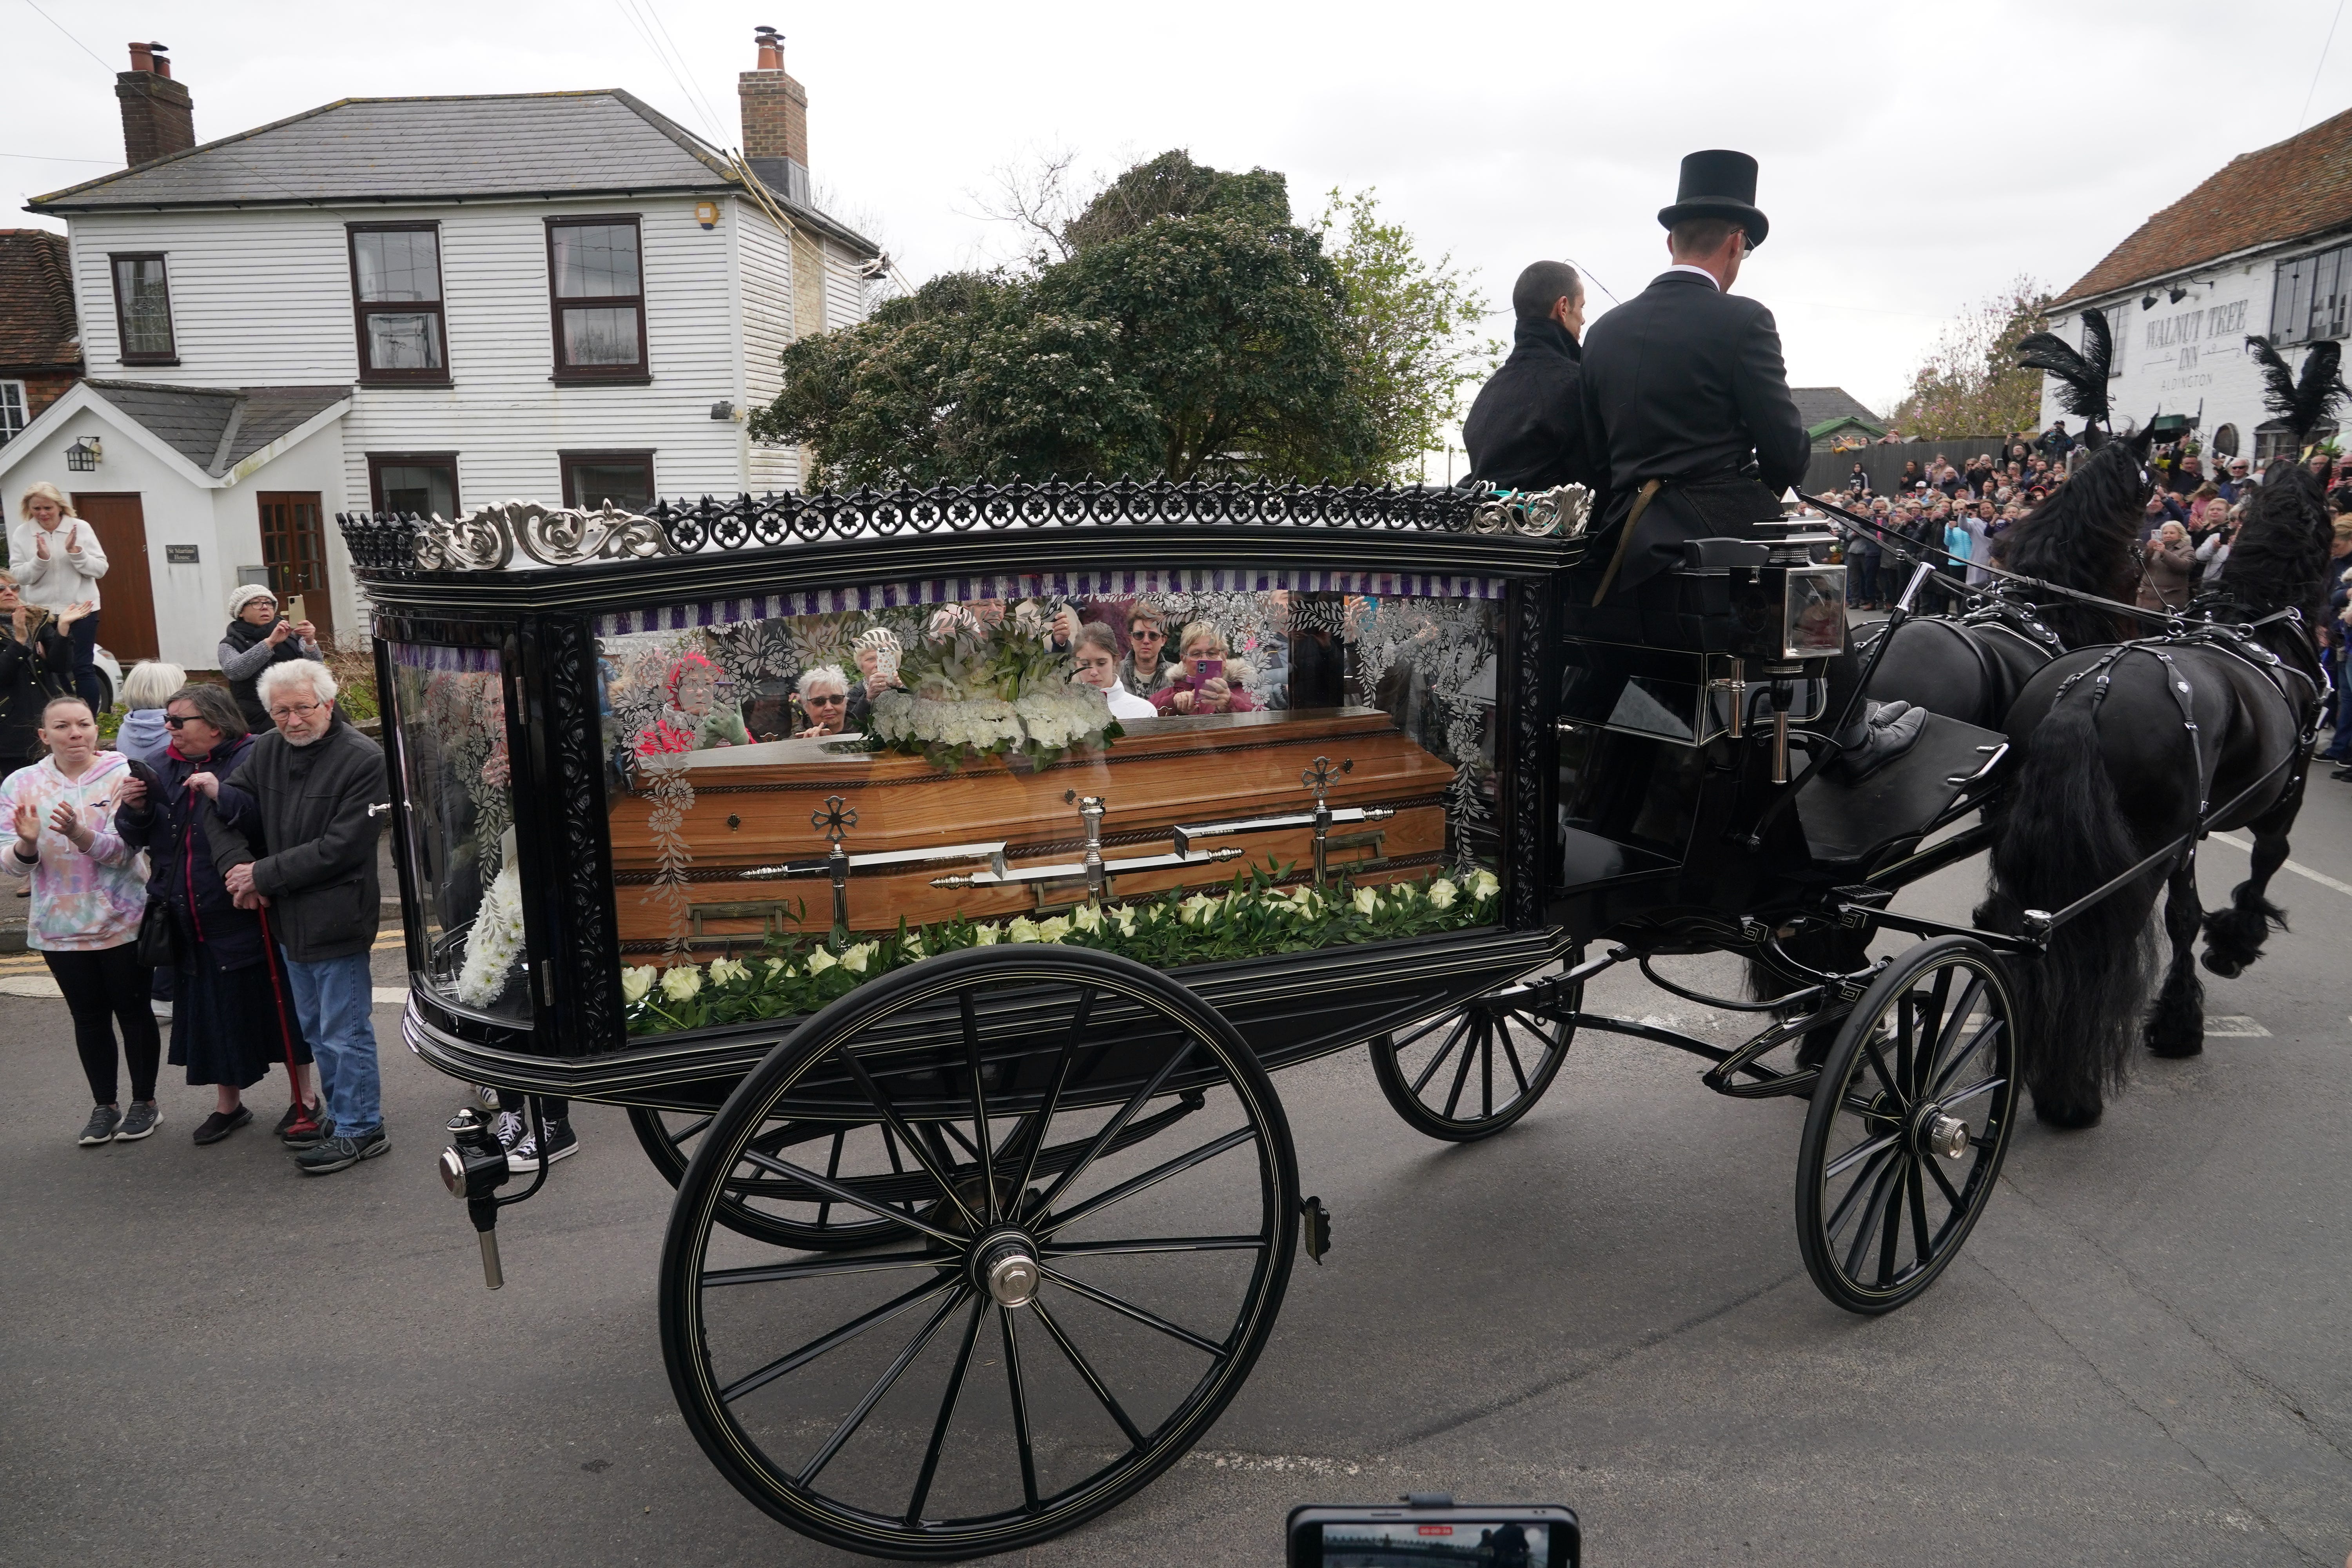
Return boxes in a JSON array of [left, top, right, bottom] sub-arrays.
[[77, 1105, 123, 1146], [491, 1109, 526, 1154], [295, 1126, 388, 1175], [192, 1105, 253, 1145], [150, 999, 172, 1020], [116, 1101, 162, 1141], [283, 1112, 334, 1150], [275, 1098, 323, 1138], [507, 1117, 579, 1172], [473, 1083, 502, 1116]]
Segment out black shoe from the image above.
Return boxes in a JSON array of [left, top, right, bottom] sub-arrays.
[[116, 1101, 162, 1141], [2332, 765, 2352, 782], [193, 1105, 253, 1145], [283, 1111, 334, 1150], [77, 1105, 122, 1146], [275, 1099, 323, 1138], [295, 1126, 388, 1175], [1832, 700, 1929, 782], [506, 1117, 578, 1172]]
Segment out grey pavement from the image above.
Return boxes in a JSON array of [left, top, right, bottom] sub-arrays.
[[4, 785, 2351, 1567]]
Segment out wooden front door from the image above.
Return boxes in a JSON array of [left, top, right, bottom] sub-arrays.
[[68, 492, 159, 662], [256, 492, 335, 648]]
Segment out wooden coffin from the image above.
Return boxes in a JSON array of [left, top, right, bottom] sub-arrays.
[[607, 707, 1459, 954]]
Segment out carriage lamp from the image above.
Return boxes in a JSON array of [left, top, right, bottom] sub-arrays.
[[65, 436, 101, 472], [439, 1109, 513, 1289]]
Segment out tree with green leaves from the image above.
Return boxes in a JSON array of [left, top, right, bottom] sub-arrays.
[[752, 151, 1484, 487], [1888, 277, 2053, 439]]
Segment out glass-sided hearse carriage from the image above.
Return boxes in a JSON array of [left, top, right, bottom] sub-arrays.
[[345, 481, 2023, 1559]]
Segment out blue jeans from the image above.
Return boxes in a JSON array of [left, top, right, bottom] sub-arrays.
[[66, 612, 103, 711], [283, 950, 381, 1136]]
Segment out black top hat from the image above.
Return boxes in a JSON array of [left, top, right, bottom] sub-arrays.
[[1657, 149, 1769, 249]]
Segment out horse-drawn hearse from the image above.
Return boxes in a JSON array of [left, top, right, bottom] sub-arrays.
[[346, 478, 2040, 1558]]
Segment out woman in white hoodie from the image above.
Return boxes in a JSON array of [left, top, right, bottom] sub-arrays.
[[9, 484, 109, 712]]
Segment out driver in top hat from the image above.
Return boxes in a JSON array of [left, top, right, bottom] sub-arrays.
[[1575, 149, 1808, 599], [1574, 150, 1923, 776]]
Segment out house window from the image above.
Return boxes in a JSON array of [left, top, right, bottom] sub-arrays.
[[2254, 420, 2337, 465], [349, 225, 448, 382], [368, 453, 461, 519], [2210, 423, 2239, 458], [0, 381, 26, 447], [560, 451, 656, 514], [546, 218, 647, 381], [110, 253, 176, 364], [2270, 242, 2352, 346]]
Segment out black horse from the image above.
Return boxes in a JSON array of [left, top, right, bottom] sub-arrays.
[[1975, 457, 2332, 1127]]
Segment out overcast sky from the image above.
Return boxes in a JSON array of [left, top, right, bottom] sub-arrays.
[[11, 0, 2352, 465]]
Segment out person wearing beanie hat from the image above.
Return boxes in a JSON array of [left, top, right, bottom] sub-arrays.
[[218, 583, 322, 734]]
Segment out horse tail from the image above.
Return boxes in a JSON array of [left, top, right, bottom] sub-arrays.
[[1979, 695, 2156, 1125]]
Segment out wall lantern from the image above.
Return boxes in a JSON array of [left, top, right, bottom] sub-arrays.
[[65, 436, 101, 472], [2167, 285, 2189, 304], [695, 200, 719, 230], [2140, 294, 2158, 311]]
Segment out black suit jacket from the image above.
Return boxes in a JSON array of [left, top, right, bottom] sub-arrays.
[[1575, 269, 1810, 591], [1462, 318, 1589, 490]]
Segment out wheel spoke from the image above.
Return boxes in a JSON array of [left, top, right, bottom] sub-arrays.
[[1001, 1308, 1040, 1510], [1408, 1016, 1473, 1094], [1842, 1156, 1904, 1279], [1497, 1016, 1536, 1094], [1032, 1037, 1197, 1219], [1895, 996, 1917, 1103], [1926, 976, 1985, 1083], [1040, 1127, 1258, 1238], [1940, 1075, 2005, 1109], [1913, 969, 1953, 1093], [837, 1047, 983, 1232], [1044, 1234, 1269, 1258], [1907, 1154, 1932, 1261], [703, 1249, 947, 1287], [720, 1274, 958, 1404], [1030, 1297, 1146, 1450], [1011, 987, 1095, 1206], [1933, 1020, 2005, 1098], [797, 1287, 967, 1486], [904, 1296, 987, 1524], [1925, 1152, 1965, 1209], [961, 991, 1000, 1225], [1824, 1131, 1901, 1181], [1442, 1016, 1483, 1118], [1826, 1146, 1898, 1239], [1039, 1266, 1226, 1356], [1388, 1009, 1465, 1054], [1861, 1033, 1907, 1111], [1875, 1160, 1906, 1286], [737, 1147, 967, 1247], [817, 1130, 844, 1231], [1481, 1020, 1494, 1117], [667, 1112, 713, 1148]]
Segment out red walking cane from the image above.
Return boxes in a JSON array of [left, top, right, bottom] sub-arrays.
[[254, 903, 318, 1137]]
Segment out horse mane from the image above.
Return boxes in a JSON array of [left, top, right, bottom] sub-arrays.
[[1996, 438, 2149, 646], [2210, 459, 2335, 621]]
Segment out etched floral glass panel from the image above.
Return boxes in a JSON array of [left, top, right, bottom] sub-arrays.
[[593, 574, 1508, 1036], [386, 643, 527, 1020]]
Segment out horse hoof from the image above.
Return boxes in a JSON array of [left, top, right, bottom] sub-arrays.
[[2032, 1095, 2103, 1131], [2147, 1036, 2204, 1059], [2199, 952, 2244, 979]]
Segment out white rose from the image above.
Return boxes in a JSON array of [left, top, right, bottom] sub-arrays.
[[620, 965, 657, 1004], [659, 965, 703, 1002], [1426, 877, 1459, 910], [1008, 916, 1042, 943], [764, 957, 793, 977], [1352, 887, 1381, 916], [806, 948, 838, 975], [1072, 903, 1104, 933], [1038, 915, 1071, 943], [1180, 893, 1220, 927], [841, 942, 875, 974], [1469, 869, 1500, 900], [707, 958, 750, 985], [1109, 906, 1138, 937], [974, 922, 1001, 946]]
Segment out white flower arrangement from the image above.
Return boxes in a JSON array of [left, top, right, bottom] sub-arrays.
[[867, 603, 1121, 769], [456, 862, 526, 1007]]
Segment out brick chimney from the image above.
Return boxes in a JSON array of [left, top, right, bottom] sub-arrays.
[[117, 42, 196, 168], [738, 26, 809, 205]]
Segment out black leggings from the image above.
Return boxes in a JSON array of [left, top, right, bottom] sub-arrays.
[[43, 944, 162, 1105]]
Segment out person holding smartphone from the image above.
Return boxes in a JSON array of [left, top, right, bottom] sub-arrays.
[[8, 484, 109, 714], [1151, 622, 1259, 715], [218, 584, 323, 733]]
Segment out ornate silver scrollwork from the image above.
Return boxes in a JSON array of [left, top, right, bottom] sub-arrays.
[[412, 500, 679, 571], [1467, 483, 1593, 539]]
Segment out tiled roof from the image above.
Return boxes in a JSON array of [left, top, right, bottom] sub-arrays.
[[27, 90, 877, 255], [83, 380, 348, 474], [0, 230, 81, 371], [2055, 105, 2352, 305], [1792, 387, 1881, 428]]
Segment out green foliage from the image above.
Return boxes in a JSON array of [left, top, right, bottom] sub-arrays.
[[622, 863, 1500, 1036], [1889, 278, 2054, 439], [753, 152, 1481, 486]]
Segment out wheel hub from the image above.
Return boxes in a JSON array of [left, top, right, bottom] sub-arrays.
[[1910, 1102, 1969, 1161], [971, 1231, 1040, 1308]]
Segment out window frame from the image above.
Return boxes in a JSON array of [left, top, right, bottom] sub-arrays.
[[347, 222, 451, 386], [0, 379, 27, 447], [109, 252, 177, 366], [544, 215, 650, 384], [558, 450, 658, 514], [2271, 241, 2352, 347], [367, 451, 463, 518]]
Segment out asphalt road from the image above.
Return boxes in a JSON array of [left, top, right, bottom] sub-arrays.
[[5, 783, 2350, 1568]]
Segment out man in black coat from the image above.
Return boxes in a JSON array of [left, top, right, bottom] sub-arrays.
[[1575, 151, 1809, 597], [1462, 261, 1589, 490]]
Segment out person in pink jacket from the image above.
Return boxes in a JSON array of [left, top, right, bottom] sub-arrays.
[[0, 695, 160, 1145]]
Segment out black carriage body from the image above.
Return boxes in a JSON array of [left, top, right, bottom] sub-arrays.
[[352, 492, 1581, 1114]]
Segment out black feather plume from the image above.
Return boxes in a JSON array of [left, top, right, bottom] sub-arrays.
[[2245, 334, 2350, 444], [2015, 307, 2113, 429]]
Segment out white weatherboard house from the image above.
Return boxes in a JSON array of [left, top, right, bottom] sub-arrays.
[[2040, 106, 2352, 466], [2, 36, 877, 670]]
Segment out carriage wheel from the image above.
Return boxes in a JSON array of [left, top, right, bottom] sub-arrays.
[[1367, 970, 1578, 1142], [630, 1106, 919, 1253], [660, 946, 1299, 1559], [1795, 935, 2020, 1315]]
